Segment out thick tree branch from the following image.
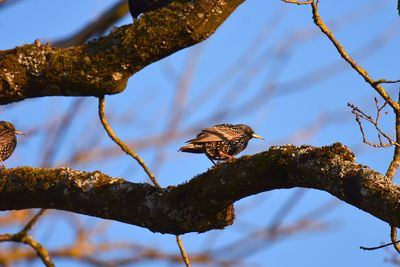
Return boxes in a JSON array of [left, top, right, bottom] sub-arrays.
[[0, 0, 244, 104], [0, 143, 398, 234]]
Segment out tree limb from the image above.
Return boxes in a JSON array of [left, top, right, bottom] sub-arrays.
[[0, 0, 244, 104], [0, 143, 398, 234]]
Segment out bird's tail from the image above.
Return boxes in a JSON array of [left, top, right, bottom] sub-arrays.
[[178, 143, 204, 153]]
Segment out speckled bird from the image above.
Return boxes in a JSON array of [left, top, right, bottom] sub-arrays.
[[0, 121, 25, 168], [178, 124, 264, 165]]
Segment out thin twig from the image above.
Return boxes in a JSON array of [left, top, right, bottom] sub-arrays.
[[374, 79, 400, 85], [98, 95, 161, 188], [374, 97, 387, 125], [310, 0, 399, 111], [360, 240, 400, 251], [391, 225, 400, 253], [367, 225, 400, 254], [0, 209, 54, 266], [385, 90, 400, 181], [21, 209, 47, 233], [19, 235, 55, 267], [176, 235, 191, 266], [98, 95, 191, 266], [348, 102, 396, 148], [282, 0, 313, 4], [359, 225, 400, 251], [387, 112, 400, 251], [303, 0, 400, 254]]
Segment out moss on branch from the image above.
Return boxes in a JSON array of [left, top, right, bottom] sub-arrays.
[[0, 143, 398, 234], [0, 0, 245, 104]]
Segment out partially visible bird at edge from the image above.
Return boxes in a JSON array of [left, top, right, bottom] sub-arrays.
[[178, 124, 265, 165], [0, 121, 25, 168], [128, 0, 174, 19]]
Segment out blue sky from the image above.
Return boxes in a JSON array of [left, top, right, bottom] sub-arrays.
[[1, 0, 400, 266]]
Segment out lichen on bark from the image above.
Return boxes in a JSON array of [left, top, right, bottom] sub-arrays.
[[0, 143, 398, 234], [0, 0, 245, 104]]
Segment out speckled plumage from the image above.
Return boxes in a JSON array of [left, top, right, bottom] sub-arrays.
[[0, 121, 24, 168], [178, 124, 264, 164]]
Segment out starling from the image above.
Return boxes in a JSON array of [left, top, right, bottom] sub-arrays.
[[128, 0, 173, 19], [178, 124, 264, 165], [0, 121, 25, 168]]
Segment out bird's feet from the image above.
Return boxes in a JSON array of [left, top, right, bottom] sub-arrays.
[[220, 152, 236, 162]]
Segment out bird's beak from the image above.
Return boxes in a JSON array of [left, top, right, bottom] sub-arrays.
[[252, 133, 265, 140], [15, 130, 26, 135]]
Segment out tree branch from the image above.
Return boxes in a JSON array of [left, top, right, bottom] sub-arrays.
[[0, 143, 398, 234], [0, 0, 244, 104]]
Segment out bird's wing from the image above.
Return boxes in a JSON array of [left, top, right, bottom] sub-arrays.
[[0, 132, 13, 147], [188, 126, 241, 143]]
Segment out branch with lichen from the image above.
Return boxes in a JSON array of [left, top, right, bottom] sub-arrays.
[[0, 143, 399, 234], [0, 0, 244, 105]]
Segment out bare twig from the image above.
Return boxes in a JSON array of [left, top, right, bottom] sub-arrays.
[[292, 0, 400, 255], [282, 0, 313, 4], [387, 110, 400, 250], [21, 209, 47, 233], [374, 79, 400, 85], [310, 0, 399, 111], [98, 95, 161, 188], [391, 225, 400, 253], [310, 0, 400, 189], [0, 209, 53, 267], [176, 236, 191, 266], [359, 225, 400, 252], [98, 96, 191, 266], [360, 240, 400, 251], [278, 19, 399, 96], [348, 102, 396, 148], [385, 91, 400, 180]]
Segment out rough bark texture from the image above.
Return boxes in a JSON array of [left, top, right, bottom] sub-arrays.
[[0, 143, 399, 234], [0, 0, 244, 104]]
